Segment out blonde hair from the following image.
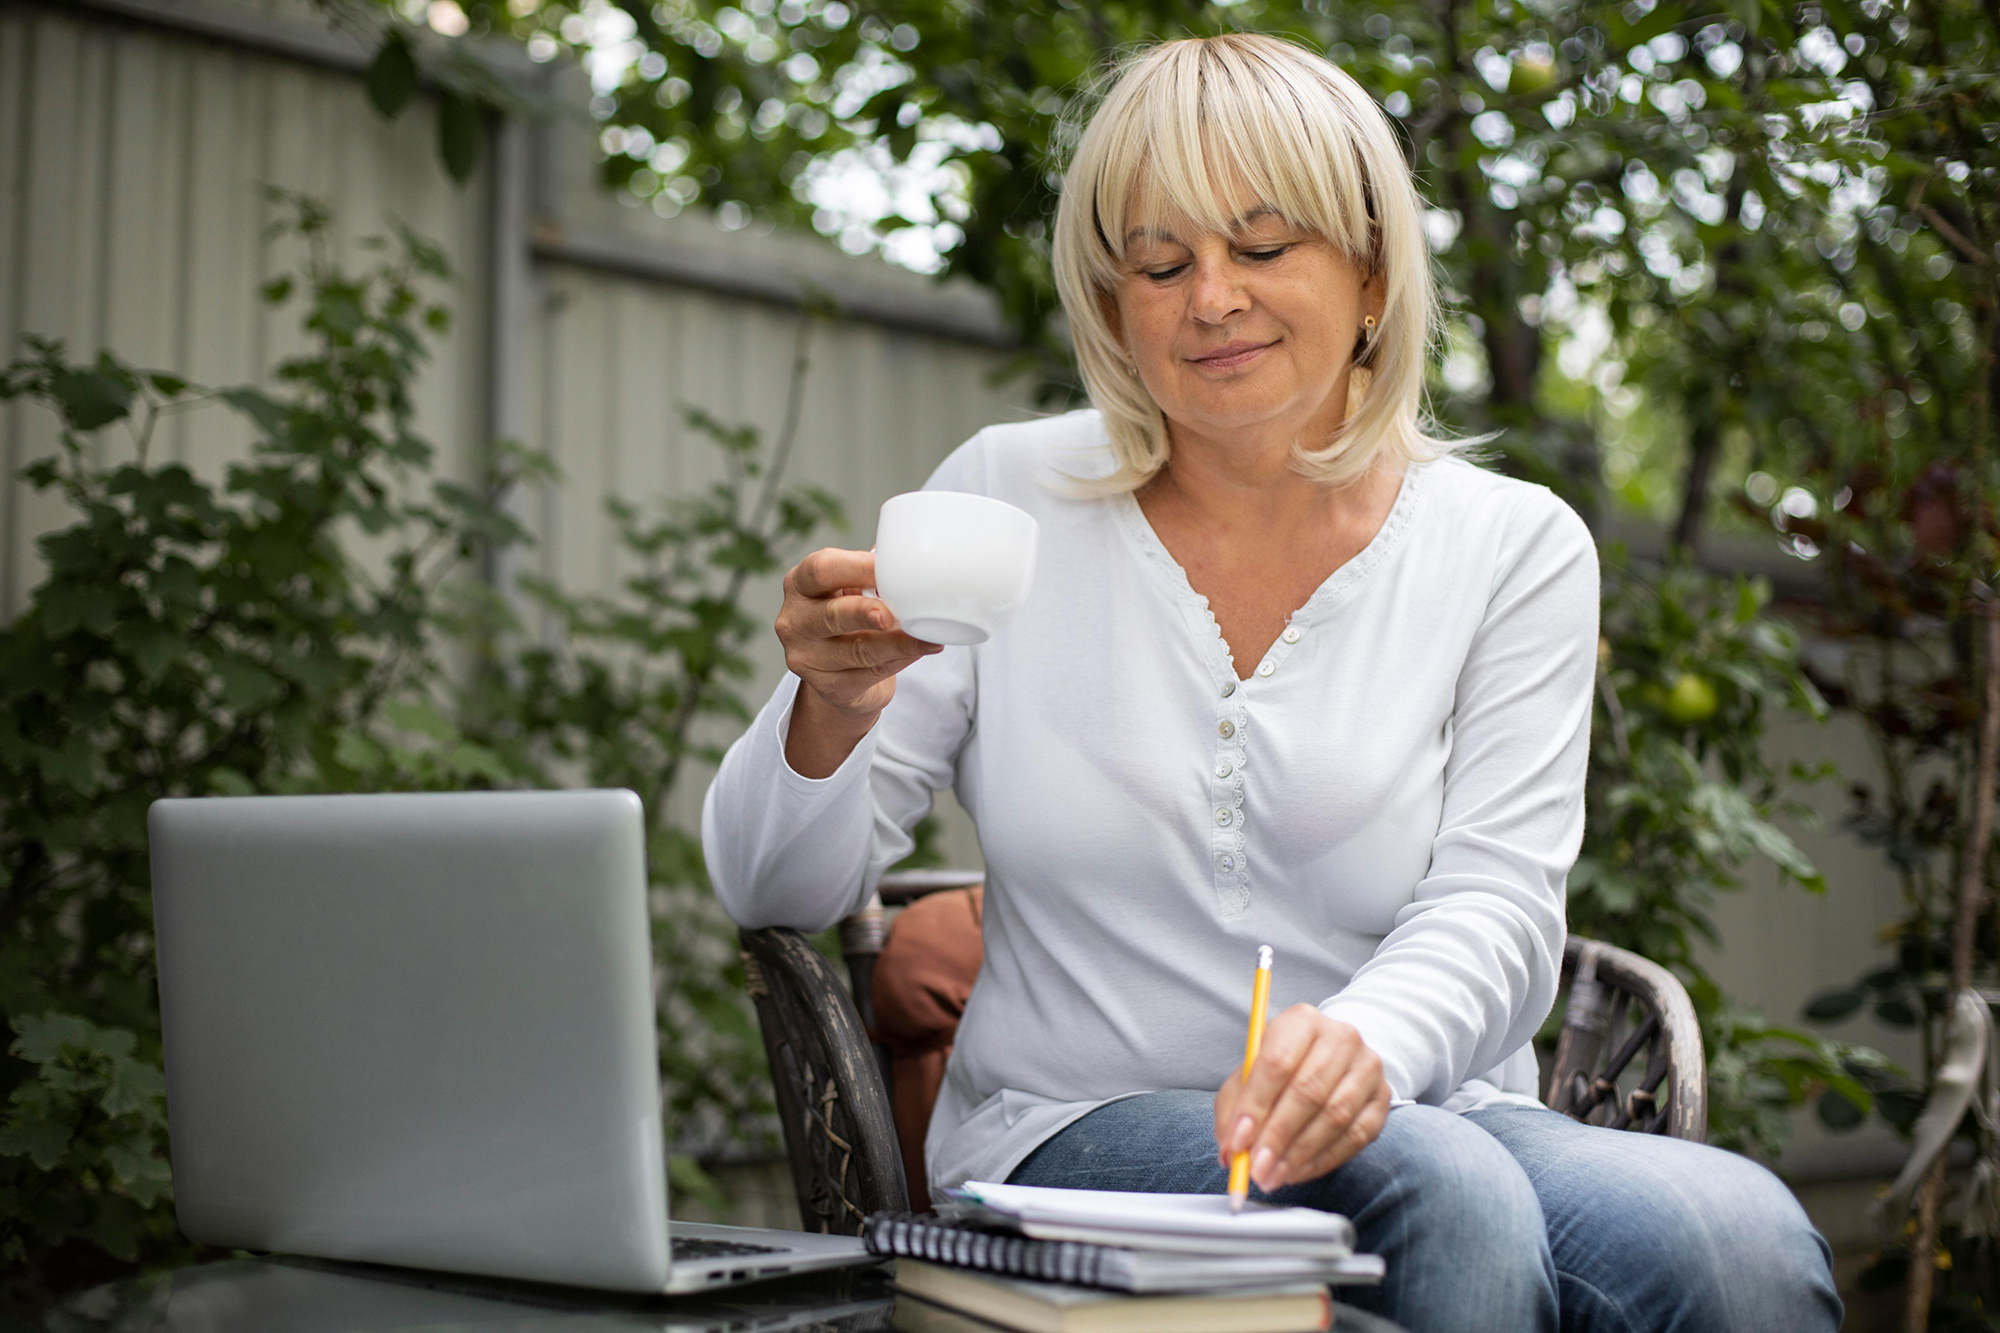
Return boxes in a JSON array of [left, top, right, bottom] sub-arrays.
[[1052, 34, 1451, 492]]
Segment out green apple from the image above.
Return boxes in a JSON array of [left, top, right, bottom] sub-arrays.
[[1663, 672, 1719, 724]]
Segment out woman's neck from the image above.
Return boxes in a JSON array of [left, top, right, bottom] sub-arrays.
[[1135, 429, 1404, 678], [1140, 428, 1383, 544]]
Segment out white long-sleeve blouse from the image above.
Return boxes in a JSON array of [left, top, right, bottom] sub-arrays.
[[701, 410, 1598, 1198]]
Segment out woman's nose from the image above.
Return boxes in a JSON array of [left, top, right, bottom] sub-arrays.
[[1187, 253, 1250, 324]]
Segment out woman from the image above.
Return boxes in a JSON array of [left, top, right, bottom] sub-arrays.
[[702, 34, 1839, 1331]]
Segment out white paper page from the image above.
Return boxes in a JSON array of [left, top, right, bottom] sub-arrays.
[[958, 1181, 1352, 1241]]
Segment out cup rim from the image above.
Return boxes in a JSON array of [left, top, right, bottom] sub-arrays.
[[878, 490, 1038, 529]]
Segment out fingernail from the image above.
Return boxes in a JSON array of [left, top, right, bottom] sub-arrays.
[[1252, 1146, 1273, 1183], [1233, 1116, 1254, 1151]]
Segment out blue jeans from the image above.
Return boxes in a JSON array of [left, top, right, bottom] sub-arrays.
[[1007, 1091, 1841, 1333]]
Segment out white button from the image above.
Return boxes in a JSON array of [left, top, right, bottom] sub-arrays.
[[1219, 720, 1235, 739], [1216, 853, 1235, 872], [1282, 626, 1302, 644], [1215, 761, 1233, 778], [1215, 808, 1233, 827], [1256, 660, 1275, 677], [1221, 679, 1236, 698]]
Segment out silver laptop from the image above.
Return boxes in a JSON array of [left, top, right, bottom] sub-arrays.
[[148, 789, 873, 1294]]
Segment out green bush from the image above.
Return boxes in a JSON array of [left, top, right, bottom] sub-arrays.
[[0, 1015, 174, 1278], [0, 197, 839, 1314], [1576, 550, 1879, 1157], [0, 195, 513, 1313]]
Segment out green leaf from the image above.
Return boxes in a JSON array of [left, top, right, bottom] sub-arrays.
[[1874, 998, 1919, 1028], [444, 742, 513, 784], [1815, 1086, 1865, 1129], [438, 92, 481, 183], [385, 698, 456, 742], [0, 1116, 74, 1171], [218, 386, 288, 438], [365, 29, 419, 119], [115, 617, 186, 680], [98, 1056, 166, 1118], [1803, 988, 1864, 1022], [333, 730, 386, 772], [50, 361, 136, 431], [43, 583, 119, 638], [37, 736, 96, 791], [214, 657, 284, 711], [207, 767, 256, 796]]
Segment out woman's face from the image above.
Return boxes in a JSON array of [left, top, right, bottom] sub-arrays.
[[1109, 199, 1383, 455]]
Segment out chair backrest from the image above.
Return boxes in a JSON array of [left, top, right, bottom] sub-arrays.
[[740, 878, 1708, 1229], [738, 926, 908, 1231]]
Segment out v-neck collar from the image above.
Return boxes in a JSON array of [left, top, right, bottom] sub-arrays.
[[1111, 461, 1427, 683]]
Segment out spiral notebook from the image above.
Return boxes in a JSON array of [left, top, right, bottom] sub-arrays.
[[863, 1214, 1382, 1293], [936, 1181, 1363, 1260]]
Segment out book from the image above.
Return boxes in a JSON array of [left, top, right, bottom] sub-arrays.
[[864, 1213, 1382, 1293], [892, 1260, 1333, 1333], [937, 1182, 1358, 1259]]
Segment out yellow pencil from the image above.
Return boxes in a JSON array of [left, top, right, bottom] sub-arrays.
[[1228, 944, 1274, 1212]]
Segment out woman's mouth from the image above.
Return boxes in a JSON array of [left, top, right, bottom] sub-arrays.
[[1188, 340, 1276, 371]]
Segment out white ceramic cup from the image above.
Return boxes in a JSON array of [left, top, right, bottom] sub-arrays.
[[873, 491, 1039, 646]]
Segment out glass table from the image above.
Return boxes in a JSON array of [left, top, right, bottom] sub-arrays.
[[45, 1255, 1406, 1332]]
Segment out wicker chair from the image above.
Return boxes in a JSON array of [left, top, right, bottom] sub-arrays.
[[740, 870, 1707, 1233]]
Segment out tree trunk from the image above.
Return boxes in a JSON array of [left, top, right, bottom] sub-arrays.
[[1672, 420, 1721, 554], [1905, 598, 2000, 1332]]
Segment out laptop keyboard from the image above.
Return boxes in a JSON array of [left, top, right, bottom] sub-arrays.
[[672, 1236, 789, 1260]]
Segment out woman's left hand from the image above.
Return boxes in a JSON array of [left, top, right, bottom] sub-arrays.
[[1213, 1005, 1392, 1193]]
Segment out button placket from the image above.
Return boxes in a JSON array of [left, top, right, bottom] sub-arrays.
[[1210, 699, 1249, 918], [1211, 618, 1316, 918]]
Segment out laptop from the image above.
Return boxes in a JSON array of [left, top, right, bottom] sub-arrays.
[[148, 789, 874, 1294]]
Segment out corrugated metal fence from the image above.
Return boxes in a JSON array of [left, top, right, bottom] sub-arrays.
[[0, 0, 1029, 639]]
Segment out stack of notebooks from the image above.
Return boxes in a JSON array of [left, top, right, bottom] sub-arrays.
[[866, 1180, 1384, 1333]]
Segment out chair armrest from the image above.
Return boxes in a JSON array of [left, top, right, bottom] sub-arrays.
[[1548, 936, 1707, 1143], [739, 927, 909, 1231], [876, 868, 985, 907]]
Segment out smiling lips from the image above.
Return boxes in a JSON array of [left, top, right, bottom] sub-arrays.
[[1187, 339, 1277, 370]]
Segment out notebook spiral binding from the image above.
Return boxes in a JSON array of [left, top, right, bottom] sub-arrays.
[[863, 1213, 1108, 1287]]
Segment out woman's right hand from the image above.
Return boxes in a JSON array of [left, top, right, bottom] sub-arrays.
[[776, 548, 941, 777]]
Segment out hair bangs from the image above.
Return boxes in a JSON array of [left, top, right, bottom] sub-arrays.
[[1096, 42, 1378, 275]]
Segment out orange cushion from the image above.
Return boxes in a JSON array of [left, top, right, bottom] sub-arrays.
[[869, 885, 984, 1213]]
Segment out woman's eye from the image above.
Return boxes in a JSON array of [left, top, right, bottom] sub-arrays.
[[1143, 263, 1190, 281], [1241, 246, 1290, 262]]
